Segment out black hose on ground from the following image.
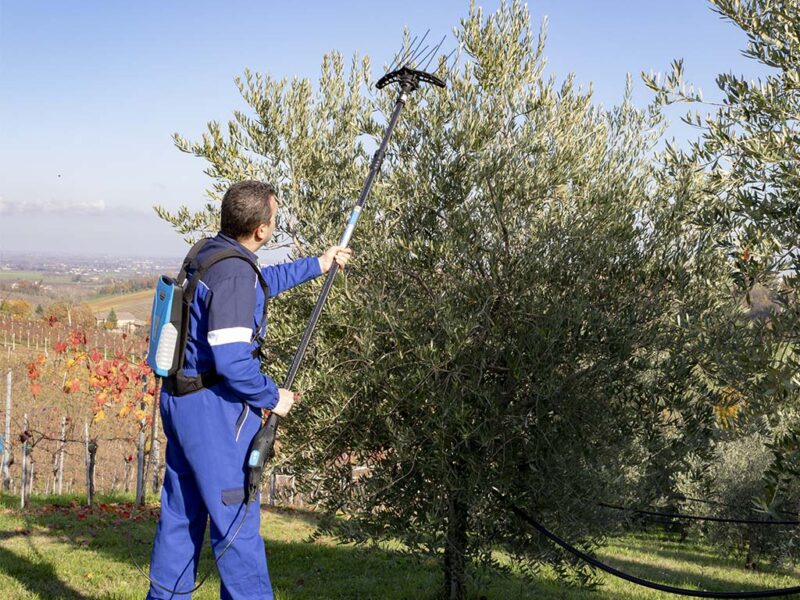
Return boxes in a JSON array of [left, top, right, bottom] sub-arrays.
[[492, 487, 800, 599]]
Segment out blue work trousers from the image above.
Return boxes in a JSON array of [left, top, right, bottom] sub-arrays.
[[145, 384, 272, 600]]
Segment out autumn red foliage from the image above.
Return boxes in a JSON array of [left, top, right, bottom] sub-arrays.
[[1, 315, 164, 498]]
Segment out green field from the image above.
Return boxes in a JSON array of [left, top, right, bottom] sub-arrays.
[[0, 271, 43, 281], [0, 271, 75, 284], [1, 493, 799, 599]]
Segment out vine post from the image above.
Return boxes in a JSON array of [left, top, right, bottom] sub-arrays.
[[20, 413, 28, 509], [83, 421, 90, 506], [87, 438, 97, 506], [147, 377, 161, 494], [135, 374, 147, 506], [57, 416, 66, 494], [2, 370, 10, 491]]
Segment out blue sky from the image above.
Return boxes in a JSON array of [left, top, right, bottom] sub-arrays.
[[0, 1, 772, 258]]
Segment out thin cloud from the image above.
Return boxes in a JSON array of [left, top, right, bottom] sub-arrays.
[[0, 196, 106, 215], [0, 197, 153, 217]]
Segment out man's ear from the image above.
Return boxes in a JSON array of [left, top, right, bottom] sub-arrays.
[[254, 223, 268, 243]]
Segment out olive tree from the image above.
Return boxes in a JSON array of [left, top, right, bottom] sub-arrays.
[[645, 0, 800, 519], [159, 2, 739, 596]]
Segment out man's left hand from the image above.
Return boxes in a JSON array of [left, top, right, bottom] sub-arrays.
[[319, 246, 353, 273]]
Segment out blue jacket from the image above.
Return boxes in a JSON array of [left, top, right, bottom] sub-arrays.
[[179, 233, 321, 409]]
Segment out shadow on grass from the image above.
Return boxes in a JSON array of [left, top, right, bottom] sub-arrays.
[[2, 493, 799, 599], [0, 530, 92, 599], [601, 554, 800, 595], [609, 532, 800, 577], [618, 532, 722, 555], [605, 541, 751, 572], [0, 492, 445, 599]]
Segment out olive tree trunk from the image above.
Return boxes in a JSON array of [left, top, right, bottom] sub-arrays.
[[444, 487, 469, 600]]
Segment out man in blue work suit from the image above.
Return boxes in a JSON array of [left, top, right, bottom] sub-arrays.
[[146, 180, 352, 599]]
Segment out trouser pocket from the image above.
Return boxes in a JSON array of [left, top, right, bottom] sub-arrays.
[[221, 487, 246, 505]]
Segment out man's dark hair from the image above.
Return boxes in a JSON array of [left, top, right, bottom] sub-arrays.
[[220, 180, 276, 240]]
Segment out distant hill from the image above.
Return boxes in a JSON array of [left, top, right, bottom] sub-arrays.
[[87, 290, 152, 322]]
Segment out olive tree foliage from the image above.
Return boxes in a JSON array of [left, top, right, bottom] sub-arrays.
[[644, 0, 800, 517], [157, 50, 383, 420], [675, 432, 800, 569], [158, 51, 377, 244], [159, 1, 742, 595]]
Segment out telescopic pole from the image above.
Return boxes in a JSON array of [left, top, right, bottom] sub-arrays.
[[245, 82, 415, 500]]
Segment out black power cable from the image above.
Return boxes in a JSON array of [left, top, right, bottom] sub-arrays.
[[491, 487, 800, 599], [128, 500, 251, 595], [681, 496, 799, 518], [598, 502, 800, 526]]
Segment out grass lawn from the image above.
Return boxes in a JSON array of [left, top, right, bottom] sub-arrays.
[[0, 493, 799, 599]]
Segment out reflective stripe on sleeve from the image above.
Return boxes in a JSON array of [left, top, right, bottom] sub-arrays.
[[208, 327, 252, 346]]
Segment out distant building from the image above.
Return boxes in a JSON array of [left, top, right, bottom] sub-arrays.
[[94, 310, 139, 333]]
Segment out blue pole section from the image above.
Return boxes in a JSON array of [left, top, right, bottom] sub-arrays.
[[339, 206, 363, 248]]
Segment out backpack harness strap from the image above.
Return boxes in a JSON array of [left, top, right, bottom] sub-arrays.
[[164, 239, 270, 397]]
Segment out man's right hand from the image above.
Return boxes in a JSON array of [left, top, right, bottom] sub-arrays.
[[273, 388, 298, 417]]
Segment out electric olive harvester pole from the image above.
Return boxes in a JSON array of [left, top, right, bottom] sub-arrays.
[[246, 47, 447, 501]]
